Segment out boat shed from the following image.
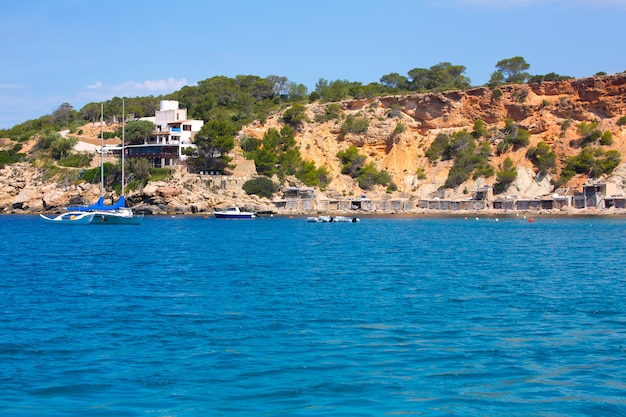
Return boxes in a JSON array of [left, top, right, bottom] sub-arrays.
[[351, 195, 373, 211], [583, 182, 619, 209]]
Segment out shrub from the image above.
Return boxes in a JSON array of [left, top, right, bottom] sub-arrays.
[[556, 147, 622, 186], [149, 167, 173, 182], [472, 119, 487, 139], [600, 131, 613, 146], [577, 121, 599, 136], [512, 89, 529, 103], [243, 177, 276, 198], [426, 130, 493, 189], [494, 157, 517, 194], [337, 145, 366, 176], [50, 137, 77, 160], [60, 153, 91, 168], [426, 133, 450, 162], [298, 161, 330, 188], [393, 122, 406, 135], [617, 116, 626, 126], [339, 114, 369, 138], [526, 141, 557, 176], [337, 146, 392, 190], [282, 103, 309, 128], [497, 122, 530, 154], [0, 144, 26, 169], [387, 104, 403, 118], [314, 103, 343, 122], [561, 119, 572, 133]]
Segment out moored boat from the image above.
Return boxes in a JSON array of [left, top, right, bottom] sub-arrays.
[[306, 215, 359, 223], [40, 101, 143, 225], [332, 216, 360, 223], [39, 212, 96, 224], [213, 206, 256, 219]]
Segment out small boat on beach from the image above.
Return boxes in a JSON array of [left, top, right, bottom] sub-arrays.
[[213, 206, 256, 219]]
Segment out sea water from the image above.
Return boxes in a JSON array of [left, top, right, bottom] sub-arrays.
[[1, 215, 626, 416]]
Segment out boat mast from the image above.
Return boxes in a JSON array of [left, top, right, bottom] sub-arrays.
[[122, 99, 125, 198], [100, 103, 104, 197]]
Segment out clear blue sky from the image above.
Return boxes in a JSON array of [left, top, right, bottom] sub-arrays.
[[1, 0, 625, 129]]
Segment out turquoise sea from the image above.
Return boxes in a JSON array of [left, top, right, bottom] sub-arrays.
[[1, 214, 626, 416]]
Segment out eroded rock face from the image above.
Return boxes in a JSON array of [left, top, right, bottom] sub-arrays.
[[2, 74, 626, 213]]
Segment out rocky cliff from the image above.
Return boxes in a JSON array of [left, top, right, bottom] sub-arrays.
[[1, 73, 625, 214]]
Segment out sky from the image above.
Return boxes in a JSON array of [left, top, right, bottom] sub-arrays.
[[1, 0, 625, 129]]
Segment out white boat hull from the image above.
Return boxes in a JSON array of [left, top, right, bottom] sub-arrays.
[[307, 215, 359, 223], [214, 206, 255, 219], [40, 210, 143, 225], [91, 211, 144, 225], [40, 212, 96, 224]]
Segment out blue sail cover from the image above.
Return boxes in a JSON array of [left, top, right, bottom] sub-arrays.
[[67, 196, 126, 212]]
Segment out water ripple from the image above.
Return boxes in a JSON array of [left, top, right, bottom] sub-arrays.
[[1, 216, 626, 416]]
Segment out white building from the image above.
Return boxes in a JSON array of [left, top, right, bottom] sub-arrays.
[[126, 100, 204, 168]]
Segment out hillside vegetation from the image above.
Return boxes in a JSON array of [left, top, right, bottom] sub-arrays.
[[1, 57, 626, 213]]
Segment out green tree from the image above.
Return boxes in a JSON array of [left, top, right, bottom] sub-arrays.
[[497, 120, 530, 154], [528, 72, 573, 83], [472, 119, 488, 139], [315, 79, 355, 102], [488, 71, 505, 87], [433, 130, 494, 189], [80, 102, 102, 123], [50, 136, 76, 160], [298, 161, 330, 188], [408, 62, 470, 91], [494, 157, 517, 193], [50, 103, 76, 126], [186, 119, 237, 174], [287, 82, 309, 102], [380, 72, 409, 90], [122, 120, 155, 145], [282, 103, 309, 128], [600, 131, 613, 146], [337, 145, 366, 176], [127, 158, 151, 182], [337, 146, 391, 190], [526, 141, 557, 176], [426, 133, 450, 162], [492, 56, 530, 84]]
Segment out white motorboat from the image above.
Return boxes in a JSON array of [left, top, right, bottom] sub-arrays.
[[214, 206, 256, 219]]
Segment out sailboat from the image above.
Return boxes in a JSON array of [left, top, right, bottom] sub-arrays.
[[41, 101, 144, 225]]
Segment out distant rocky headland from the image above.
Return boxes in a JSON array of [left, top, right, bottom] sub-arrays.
[[2, 73, 626, 216]]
